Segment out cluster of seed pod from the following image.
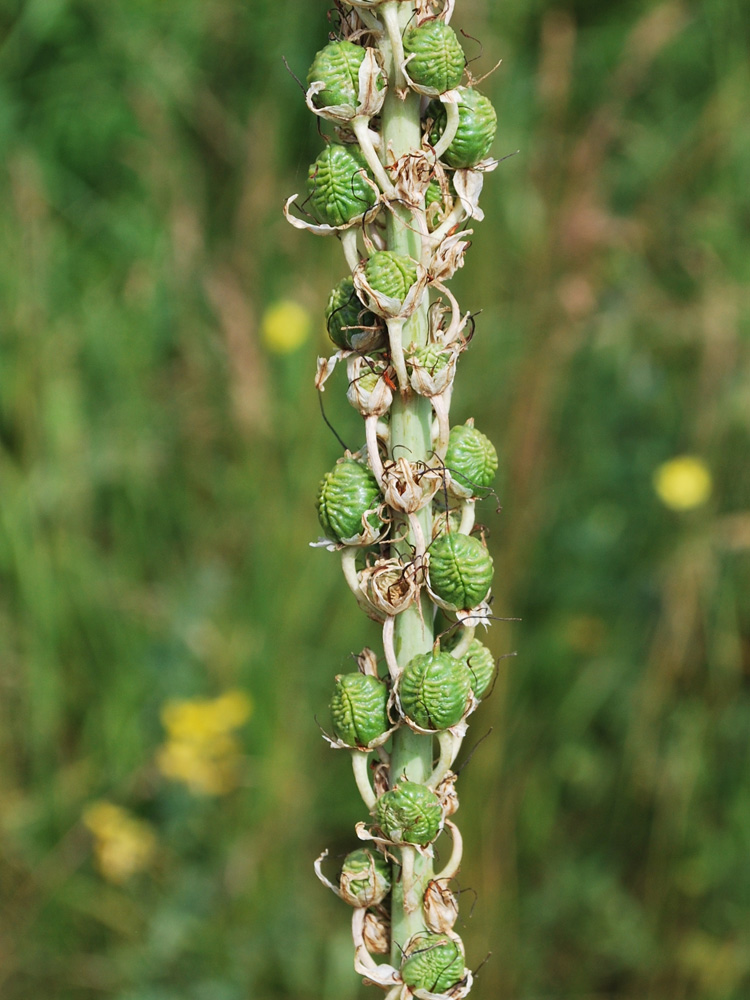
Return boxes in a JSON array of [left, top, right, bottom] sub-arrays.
[[287, 1, 501, 997]]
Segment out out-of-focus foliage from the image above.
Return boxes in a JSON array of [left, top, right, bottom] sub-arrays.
[[0, 0, 748, 997]]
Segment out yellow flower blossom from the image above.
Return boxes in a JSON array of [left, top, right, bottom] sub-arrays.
[[157, 689, 252, 796], [82, 801, 156, 884], [261, 300, 311, 354], [653, 455, 712, 511]]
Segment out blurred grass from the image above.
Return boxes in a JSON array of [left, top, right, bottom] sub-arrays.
[[0, 0, 749, 997]]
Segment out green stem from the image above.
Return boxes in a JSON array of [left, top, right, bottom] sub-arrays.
[[378, 0, 435, 964]]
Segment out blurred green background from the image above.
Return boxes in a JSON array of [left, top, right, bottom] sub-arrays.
[[1, 0, 749, 997]]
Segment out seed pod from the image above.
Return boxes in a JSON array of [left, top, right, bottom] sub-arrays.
[[317, 458, 382, 543], [307, 40, 365, 110], [338, 848, 391, 907], [403, 21, 464, 94], [330, 672, 390, 749], [308, 144, 377, 227], [427, 87, 497, 168], [400, 932, 465, 994], [375, 780, 443, 845], [429, 532, 494, 610], [425, 175, 456, 230], [408, 342, 456, 396], [445, 421, 498, 495], [462, 638, 496, 699], [325, 277, 383, 352], [399, 651, 471, 731], [364, 251, 418, 303]]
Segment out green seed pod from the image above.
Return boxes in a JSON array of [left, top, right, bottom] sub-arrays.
[[338, 848, 391, 907], [403, 21, 464, 93], [462, 638, 496, 699], [364, 251, 418, 303], [445, 421, 498, 494], [330, 672, 390, 748], [317, 458, 382, 542], [308, 144, 377, 227], [375, 781, 443, 845], [427, 87, 498, 168], [424, 175, 456, 230], [325, 277, 383, 351], [401, 932, 465, 994], [429, 532, 494, 609], [399, 650, 472, 730], [307, 40, 364, 109]]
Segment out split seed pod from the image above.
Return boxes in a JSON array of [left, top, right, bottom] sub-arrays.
[[427, 87, 498, 168], [330, 672, 390, 749], [307, 144, 377, 227], [429, 532, 494, 610], [445, 421, 498, 496], [375, 780, 443, 845], [399, 651, 472, 731], [326, 277, 383, 352], [338, 848, 391, 907], [403, 21, 465, 94], [400, 932, 465, 994], [364, 251, 418, 304], [317, 458, 382, 544]]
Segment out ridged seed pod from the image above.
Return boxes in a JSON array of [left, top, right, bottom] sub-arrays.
[[399, 651, 472, 730], [424, 175, 456, 230], [308, 144, 376, 227], [429, 532, 494, 609], [403, 21, 464, 93], [364, 251, 418, 302], [462, 638, 496, 699], [400, 932, 465, 994], [325, 276, 382, 351], [375, 781, 443, 845], [330, 672, 390, 748], [445, 421, 498, 494], [427, 87, 498, 168], [307, 40, 365, 109], [317, 458, 382, 543], [338, 847, 391, 907]]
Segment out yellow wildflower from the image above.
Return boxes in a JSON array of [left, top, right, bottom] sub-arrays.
[[157, 689, 252, 796], [261, 300, 311, 354], [653, 455, 712, 511], [82, 801, 156, 884]]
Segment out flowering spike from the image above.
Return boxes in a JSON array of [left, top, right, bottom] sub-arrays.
[[287, 0, 506, 989]]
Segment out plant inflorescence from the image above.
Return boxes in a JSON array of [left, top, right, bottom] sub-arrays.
[[286, 1, 502, 995]]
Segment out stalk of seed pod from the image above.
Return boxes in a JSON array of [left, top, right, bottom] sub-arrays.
[[288, 1, 500, 993]]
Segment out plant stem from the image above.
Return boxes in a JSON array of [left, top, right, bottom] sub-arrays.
[[378, 0, 435, 964]]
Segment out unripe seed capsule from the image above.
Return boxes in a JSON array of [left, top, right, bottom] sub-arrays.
[[364, 251, 418, 303], [429, 532, 494, 609], [317, 459, 382, 543], [400, 932, 465, 994], [427, 87, 497, 168], [375, 781, 443, 845], [399, 651, 472, 730], [338, 847, 391, 907], [462, 638, 496, 699], [307, 40, 365, 109], [330, 673, 390, 749], [307, 144, 377, 227], [445, 421, 498, 494], [403, 21, 464, 93], [325, 277, 382, 351]]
